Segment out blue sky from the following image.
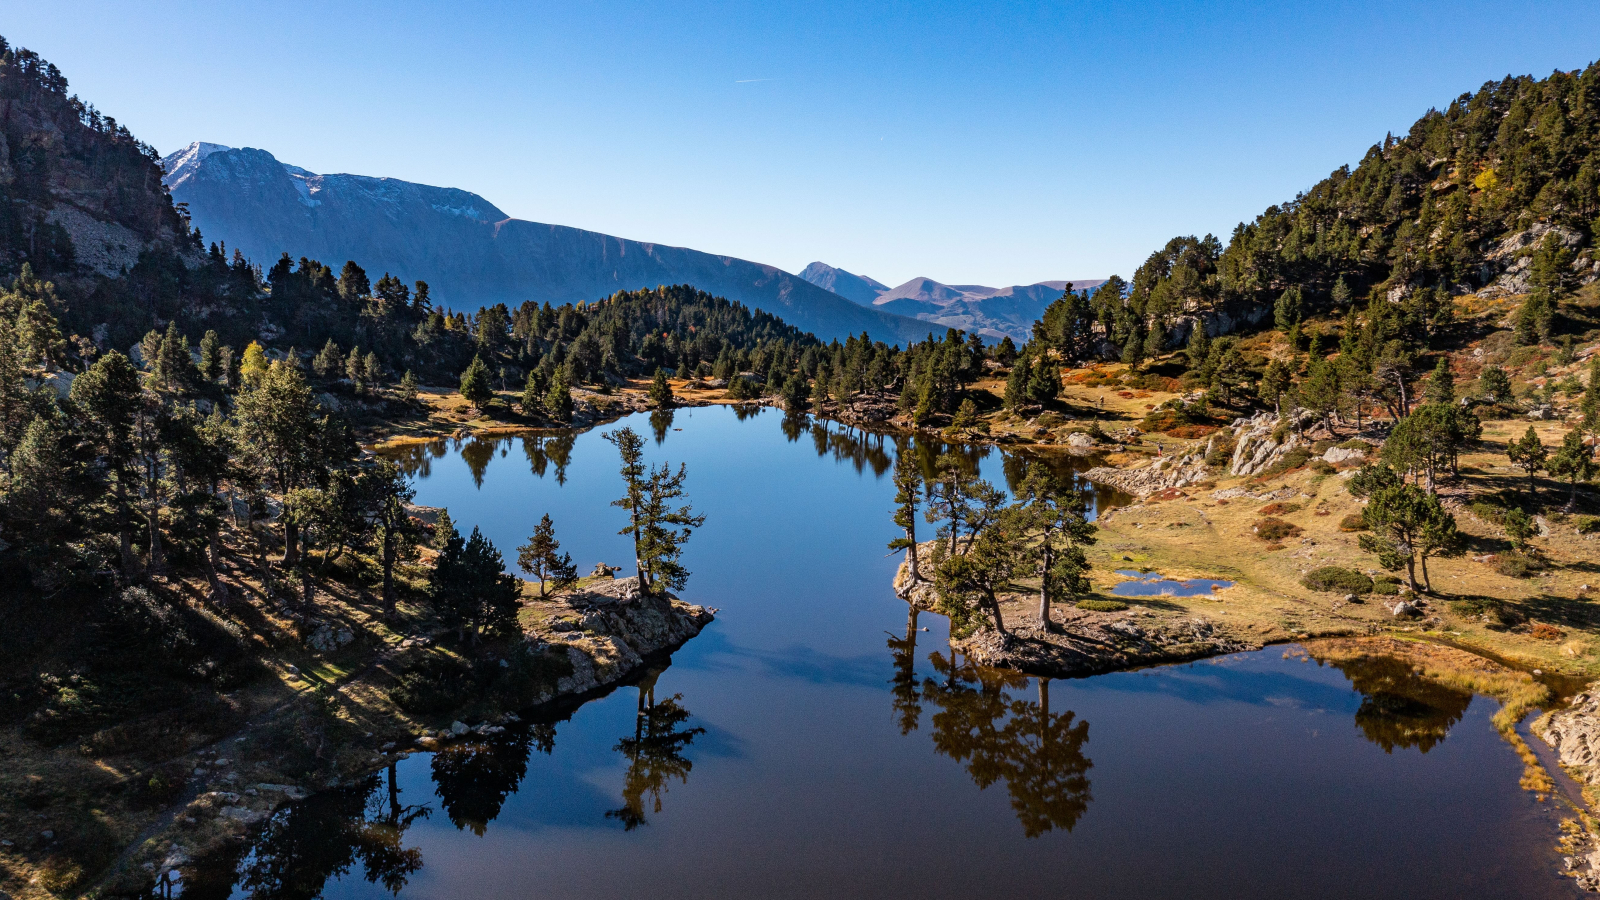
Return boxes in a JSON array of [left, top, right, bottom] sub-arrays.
[[8, 1, 1600, 287]]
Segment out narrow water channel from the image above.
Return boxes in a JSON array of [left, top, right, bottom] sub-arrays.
[[179, 406, 1579, 899]]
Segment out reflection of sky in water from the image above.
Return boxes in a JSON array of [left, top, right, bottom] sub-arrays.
[[194, 408, 1576, 900], [1112, 569, 1235, 597]]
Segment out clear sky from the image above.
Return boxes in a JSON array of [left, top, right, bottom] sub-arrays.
[[6, 2, 1600, 287]]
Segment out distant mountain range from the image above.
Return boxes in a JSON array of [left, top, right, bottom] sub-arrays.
[[161, 143, 934, 345], [798, 262, 1106, 342]]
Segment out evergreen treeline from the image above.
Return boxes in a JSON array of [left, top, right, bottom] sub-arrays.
[[1032, 61, 1600, 364]]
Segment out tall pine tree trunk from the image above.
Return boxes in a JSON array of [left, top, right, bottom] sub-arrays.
[[116, 477, 137, 577], [1037, 538, 1053, 630], [282, 519, 300, 568], [382, 530, 398, 618], [206, 518, 229, 604]]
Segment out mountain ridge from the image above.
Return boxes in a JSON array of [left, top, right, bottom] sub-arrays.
[[797, 261, 1106, 342], [161, 143, 933, 345]]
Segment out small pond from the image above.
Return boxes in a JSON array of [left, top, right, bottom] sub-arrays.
[[1112, 570, 1236, 597]]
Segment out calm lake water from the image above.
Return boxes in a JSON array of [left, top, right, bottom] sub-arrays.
[[181, 406, 1578, 899]]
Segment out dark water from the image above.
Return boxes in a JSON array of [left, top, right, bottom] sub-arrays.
[[1112, 570, 1236, 597], [183, 407, 1579, 899]]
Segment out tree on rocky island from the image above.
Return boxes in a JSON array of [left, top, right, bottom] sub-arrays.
[[459, 355, 493, 412], [934, 506, 1028, 637], [926, 453, 1006, 558], [604, 426, 704, 595], [1014, 462, 1097, 630], [517, 513, 577, 599], [889, 451, 925, 594]]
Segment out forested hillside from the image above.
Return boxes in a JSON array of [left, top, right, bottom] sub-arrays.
[[1041, 61, 1600, 363]]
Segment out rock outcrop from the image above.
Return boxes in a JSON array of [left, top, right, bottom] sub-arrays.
[[1083, 448, 1210, 497], [959, 614, 1254, 679], [530, 577, 713, 701], [1229, 412, 1306, 477], [1536, 691, 1600, 891]]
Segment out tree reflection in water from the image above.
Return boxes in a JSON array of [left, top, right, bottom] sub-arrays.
[[607, 668, 705, 830], [918, 644, 1093, 838], [520, 433, 576, 485], [649, 408, 675, 444], [222, 763, 432, 899], [1319, 653, 1472, 753], [887, 605, 923, 735], [431, 725, 554, 836]]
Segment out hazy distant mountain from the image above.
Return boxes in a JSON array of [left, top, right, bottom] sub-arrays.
[[162, 143, 932, 345], [796, 262, 889, 306], [797, 262, 1106, 342]]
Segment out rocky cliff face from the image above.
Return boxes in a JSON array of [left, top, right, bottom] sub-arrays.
[[798, 261, 1106, 342], [163, 143, 932, 345], [0, 37, 192, 281]]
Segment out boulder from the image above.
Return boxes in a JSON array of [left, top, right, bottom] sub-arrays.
[[1323, 446, 1366, 465]]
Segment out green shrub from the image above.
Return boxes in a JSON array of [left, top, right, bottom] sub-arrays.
[[1301, 566, 1374, 594], [392, 653, 476, 713], [1576, 515, 1600, 535], [1338, 514, 1367, 532], [1336, 439, 1370, 450], [1262, 447, 1312, 477], [1076, 598, 1129, 612], [1311, 440, 1336, 454], [1470, 501, 1507, 526], [1253, 517, 1302, 542], [1310, 459, 1337, 475], [1494, 551, 1542, 578], [1371, 576, 1402, 595]]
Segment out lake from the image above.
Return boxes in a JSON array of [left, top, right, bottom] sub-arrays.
[[177, 405, 1580, 899]]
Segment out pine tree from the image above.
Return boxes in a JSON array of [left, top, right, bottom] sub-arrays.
[[431, 526, 521, 642], [1259, 358, 1292, 417], [1359, 481, 1464, 592], [337, 260, 371, 301], [346, 344, 367, 393], [313, 338, 342, 377], [240, 341, 269, 388], [1506, 425, 1548, 500], [198, 330, 223, 382], [1549, 429, 1598, 512], [1331, 276, 1353, 307], [1003, 350, 1029, 410], [69, 351, 143, 575], [517, 514, 577, 598], [544, 366, 574, 423], [364, 351, 382, 389], [399, 370, 419, 403], [1478, 365, 1513, 404], [520, 369, 546, 416], [649, 367, 674, 409], [888, 451, 924, 592], [1014, 462, 1097, 629], [459, 355, 493, 411], [1274, 286, 1304, 332], [1423, 357, 1454, 405], [1185, 323, 1212, 372], [1026, 355, 1060, 405]]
